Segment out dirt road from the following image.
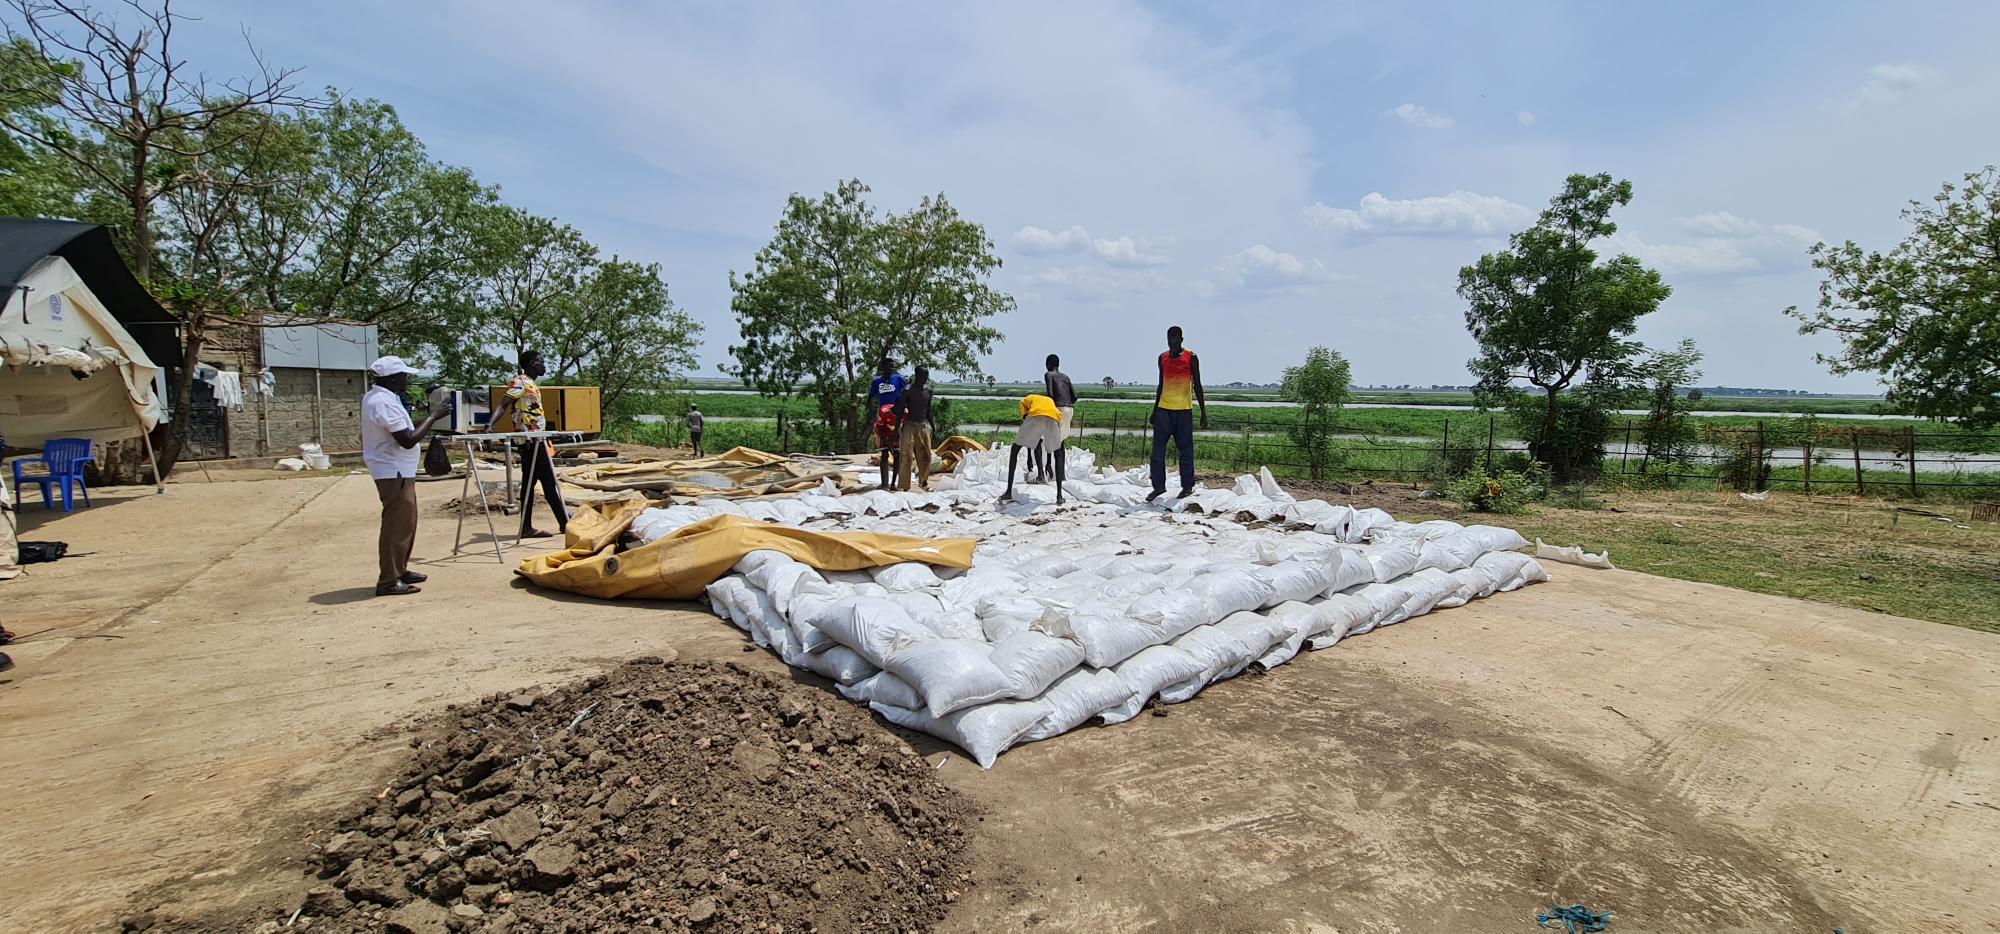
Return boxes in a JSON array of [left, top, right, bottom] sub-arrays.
[[2, 474, 1994, 932]]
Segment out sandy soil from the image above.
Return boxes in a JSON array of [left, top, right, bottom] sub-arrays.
[[1, 474, 1995, 932]]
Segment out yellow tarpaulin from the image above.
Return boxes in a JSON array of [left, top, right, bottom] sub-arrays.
[[516, 507, 976, 601], [559, 446, 855, 500]]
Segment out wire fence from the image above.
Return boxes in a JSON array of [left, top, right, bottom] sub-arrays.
[[970, 412, 2000, 500]]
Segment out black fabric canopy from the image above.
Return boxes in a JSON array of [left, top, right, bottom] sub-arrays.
[[0, 217, 180, 368]]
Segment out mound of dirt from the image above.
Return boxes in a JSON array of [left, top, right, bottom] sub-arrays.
[[262, 658, 974, 933]]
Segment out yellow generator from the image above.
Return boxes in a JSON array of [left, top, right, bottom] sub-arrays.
[[487, 384, 602, 435]]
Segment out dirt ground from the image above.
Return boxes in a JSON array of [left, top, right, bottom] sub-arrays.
[[2, 474, 1996, 932]]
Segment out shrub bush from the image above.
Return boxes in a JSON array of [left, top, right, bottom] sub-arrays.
[[1445, 464, 1549, 514]]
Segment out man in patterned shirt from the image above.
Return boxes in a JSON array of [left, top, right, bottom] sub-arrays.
[[492, 350, 569, 538], [1147, 325, 1207, 502]]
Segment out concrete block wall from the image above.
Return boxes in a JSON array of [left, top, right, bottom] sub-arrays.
[[260, 367, 365, 454]]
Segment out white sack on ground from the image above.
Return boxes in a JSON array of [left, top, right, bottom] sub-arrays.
[[644, 448, 1548, 766]]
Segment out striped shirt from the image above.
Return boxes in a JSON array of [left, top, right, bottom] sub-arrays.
[[1158, 349, 1197, 410]]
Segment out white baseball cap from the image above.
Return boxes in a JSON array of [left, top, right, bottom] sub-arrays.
[[369, 355, 421, 377]]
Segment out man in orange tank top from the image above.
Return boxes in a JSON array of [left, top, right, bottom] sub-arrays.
[[1147, 325, 1206, 502]]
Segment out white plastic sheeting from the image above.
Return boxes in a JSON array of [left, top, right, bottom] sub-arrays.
[[641, 449, 1549, 767]]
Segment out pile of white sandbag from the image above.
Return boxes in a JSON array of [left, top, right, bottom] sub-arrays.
[[640, 449, 1550, 767]]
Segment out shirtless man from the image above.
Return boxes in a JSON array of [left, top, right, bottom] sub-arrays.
[[1001, 393, 1067, 506], [1036, 354, 1076, 482]]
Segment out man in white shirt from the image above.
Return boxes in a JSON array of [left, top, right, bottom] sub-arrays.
[[363, 356, 450, 596]]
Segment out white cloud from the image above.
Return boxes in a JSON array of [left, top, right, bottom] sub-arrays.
[[1847, 63, 1940, 109], [1208, 244, 1338, 293], [1608, 214, 1822, 278], [1386, 103, 1453, 129], [1305, 190, 1533, 237], [1013, 225, 1168, 266], [1023, 264, 1170, 302], [1516, 111, 1535, 126], [1014, 225, 1091, 254]]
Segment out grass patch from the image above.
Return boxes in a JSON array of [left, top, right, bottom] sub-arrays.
[[1504, 490, 2000, 633]]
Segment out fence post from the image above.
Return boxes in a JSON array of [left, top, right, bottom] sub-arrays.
[[1621, 420, 1633, 476], [1239, 421, 1252, 473], [1907, 425, 1919, 498], [1485, 415, 1496, 470], [1109, 410, 1118, 467], [1441, 415, 1451, 478], [1852, 429, 1864, 495], [1755, 420, 1767, 492], [1802, 430, 1813, 495]]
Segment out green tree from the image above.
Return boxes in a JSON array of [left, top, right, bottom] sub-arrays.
[[0, 37, 77, 217], [1636, 338, 1703, 474], [728, 179, 1011, 451], [1458, 172, 1671, 480], [536, 257, 701, 420], [1785, 165, 2000, 429], [1279, 345, 1352, 480]]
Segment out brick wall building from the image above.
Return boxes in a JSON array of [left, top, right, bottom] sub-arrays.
[[175, 321, 377, 460]]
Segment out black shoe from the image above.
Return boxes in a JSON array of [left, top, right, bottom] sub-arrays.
[[1178, 487, 1195, 499], [375, 582, 422, 596], [399, 571, 428, 584], [1145, 489, 1165, 503]]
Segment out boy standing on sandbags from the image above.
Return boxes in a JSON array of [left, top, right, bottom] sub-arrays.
[[1001, 393, 1067, 506], [1037, 354, 1077, 482], [894, 366, 936, 491], [1147, 325, 1207, 503]]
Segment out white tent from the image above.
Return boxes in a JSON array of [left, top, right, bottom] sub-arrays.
[[1, 253, 165, 448]]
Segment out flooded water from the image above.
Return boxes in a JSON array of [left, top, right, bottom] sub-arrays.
[[680, 388, 1913, 420]]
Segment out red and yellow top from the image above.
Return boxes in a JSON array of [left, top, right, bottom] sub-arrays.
[[1158, 349, 1197, 410]]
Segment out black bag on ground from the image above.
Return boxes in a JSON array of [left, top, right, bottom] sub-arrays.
[[19, 541, 67, 564], [424, 436, 451, 477]]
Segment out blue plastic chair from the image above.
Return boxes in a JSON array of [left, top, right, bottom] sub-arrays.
[[11, 438, 95, 511]]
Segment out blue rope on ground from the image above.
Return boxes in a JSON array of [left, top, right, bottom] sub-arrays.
[[1537, 904, 1612, 932]]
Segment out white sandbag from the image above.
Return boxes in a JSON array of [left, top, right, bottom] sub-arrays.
[[703, 576, 757, 631], [731, 550, 794, 576], [990, 630, 1087, 700], [1460, 524, 1531, 554], [1101, 645, 1208, 724], [1474, 551, 1551, 591], [1250, 560, 1335, 607], [1442, 566, 1499, 607], [1343, 581, 1414, 634], [800, 645, 878, 685], [1394, 568, 1464, 620], [1416, 538, 1474, 573], [1213, 610, 1293, 675], [1186, 568, 1277, 623], [926, 607, 987, 641], [872, 562, 943, 591], [1067, 605, 1169, 668], [1304, 593, 1374, 649], [1160, 625, 1257, 703], [1535, 538, 1615, 569], [805, 597, 937, 666], [871, 699, 1052, 769], [1346, 508, 1395, 543], [1098, 572, 1167, 601], [746, 560, 823, 618], [1361, 542, 1422, 582], [1126, 589, 1210, 640], [886, 591, 947, 628], [1413, 519, 1466, 540], [1324, 548, 1376, 594], [1252, 601, 1320, 670], [1100, 554, 1176, 577], [1503, 557, 1553, 590], [1021, 668, 1134, 742], [880, 638, 1016, 717], [838, 671, 925, 709]]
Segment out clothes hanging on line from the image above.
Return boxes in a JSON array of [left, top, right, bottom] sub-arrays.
[[210, 370, 245, 411]]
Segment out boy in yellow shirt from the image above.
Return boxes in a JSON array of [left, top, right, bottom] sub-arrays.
[[1001, 393, 1069, 505]]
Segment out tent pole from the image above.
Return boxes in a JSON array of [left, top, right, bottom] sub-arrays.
[[142, 429, 165, 494]]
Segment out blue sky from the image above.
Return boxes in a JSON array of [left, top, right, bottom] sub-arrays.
[[167, 0, 2000, 390]]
